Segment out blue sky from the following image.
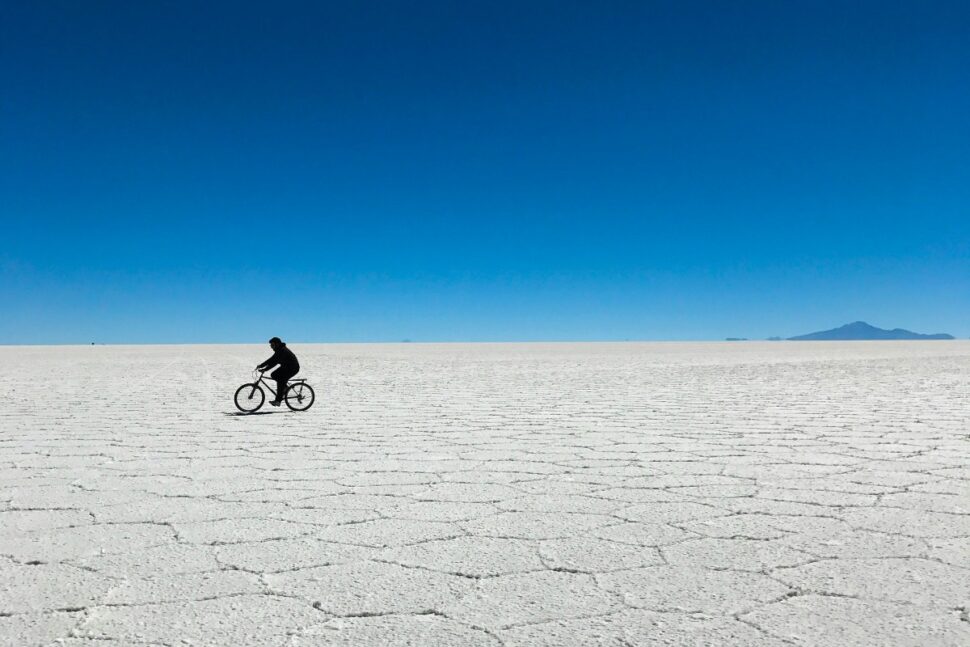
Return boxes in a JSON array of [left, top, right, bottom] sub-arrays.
[[2, 1, 968, 343]]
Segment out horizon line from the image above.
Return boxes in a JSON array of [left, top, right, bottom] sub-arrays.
[[2, 338, 967, 347]]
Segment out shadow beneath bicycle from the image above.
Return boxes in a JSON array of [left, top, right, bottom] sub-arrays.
[[223, 411, 282, 416]]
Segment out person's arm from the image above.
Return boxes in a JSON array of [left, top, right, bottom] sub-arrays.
[[257, 351, 280, 370]]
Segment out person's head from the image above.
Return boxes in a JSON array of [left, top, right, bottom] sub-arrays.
[[268, 337, 283, 350]]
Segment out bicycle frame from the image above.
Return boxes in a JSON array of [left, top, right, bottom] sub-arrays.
[[252, 370, 305, 399], [255, 373, 279, 399]]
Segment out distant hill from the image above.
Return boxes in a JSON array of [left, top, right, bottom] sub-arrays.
[[789, 321, 954, 341]]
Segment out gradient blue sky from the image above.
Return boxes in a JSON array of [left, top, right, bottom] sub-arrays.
[[3, 1, 968, 343]]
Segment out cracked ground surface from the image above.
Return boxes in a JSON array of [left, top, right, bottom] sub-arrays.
[[1, 341, 969, 646]]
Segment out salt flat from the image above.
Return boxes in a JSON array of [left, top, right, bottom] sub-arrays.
[[1, 341, 969, 646]]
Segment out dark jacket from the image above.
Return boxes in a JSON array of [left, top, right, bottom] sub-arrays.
[[258, 344, 300, 374]]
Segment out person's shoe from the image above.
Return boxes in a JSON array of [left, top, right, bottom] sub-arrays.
[[270, 400, 282, 407]]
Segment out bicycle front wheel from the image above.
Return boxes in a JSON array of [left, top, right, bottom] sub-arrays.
[[285, 382, 315, 411], [234, 383, 265, 413]]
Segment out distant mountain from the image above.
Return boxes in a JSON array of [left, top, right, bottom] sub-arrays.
[[789, 321, 954, 341]]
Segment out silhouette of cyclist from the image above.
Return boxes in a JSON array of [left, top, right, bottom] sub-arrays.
[[257, 337, 300, 406]]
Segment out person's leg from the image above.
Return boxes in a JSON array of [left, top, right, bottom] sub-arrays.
[[272, 369, 295, 404], [273, 374, 286, 403]]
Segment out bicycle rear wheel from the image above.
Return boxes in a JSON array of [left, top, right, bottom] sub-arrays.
[[234, 383, 265, 413], [285, 382, 315, 411]]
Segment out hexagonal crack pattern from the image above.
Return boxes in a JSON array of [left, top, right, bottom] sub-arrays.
[[1, 341, 969, 646]]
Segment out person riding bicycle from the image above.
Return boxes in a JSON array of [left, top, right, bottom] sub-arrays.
[[257, 337, 300, 406]]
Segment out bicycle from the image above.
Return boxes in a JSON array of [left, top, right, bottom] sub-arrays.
[[234, 369, 315, 413]]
